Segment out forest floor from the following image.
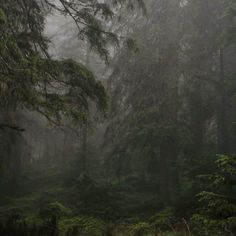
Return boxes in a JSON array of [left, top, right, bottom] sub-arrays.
[[0, 160, 190, 236]]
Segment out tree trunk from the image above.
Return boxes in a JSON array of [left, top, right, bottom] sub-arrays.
[[217, 48, 229, 154]]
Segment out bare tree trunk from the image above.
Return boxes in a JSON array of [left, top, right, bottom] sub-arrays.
[[81, 44, 90, 174], [217, 48, 229, 154]]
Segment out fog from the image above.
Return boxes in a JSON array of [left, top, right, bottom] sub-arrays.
[[0, 0, 235, 235]]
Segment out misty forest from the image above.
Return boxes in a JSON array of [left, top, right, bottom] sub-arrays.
[[0, 0, 236, 235]]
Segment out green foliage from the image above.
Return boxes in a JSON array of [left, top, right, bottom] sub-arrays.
[[39, 201, 69, 221], [0, 0, 110, 127], [60, 216, 105, 236], [191, 155, 236, 236], [128, 222, 154, 236], [0, 1, 235, 236], [0, 0, 147, 127], [70, 174, 120, 219], [149, 208, 175, 231]]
